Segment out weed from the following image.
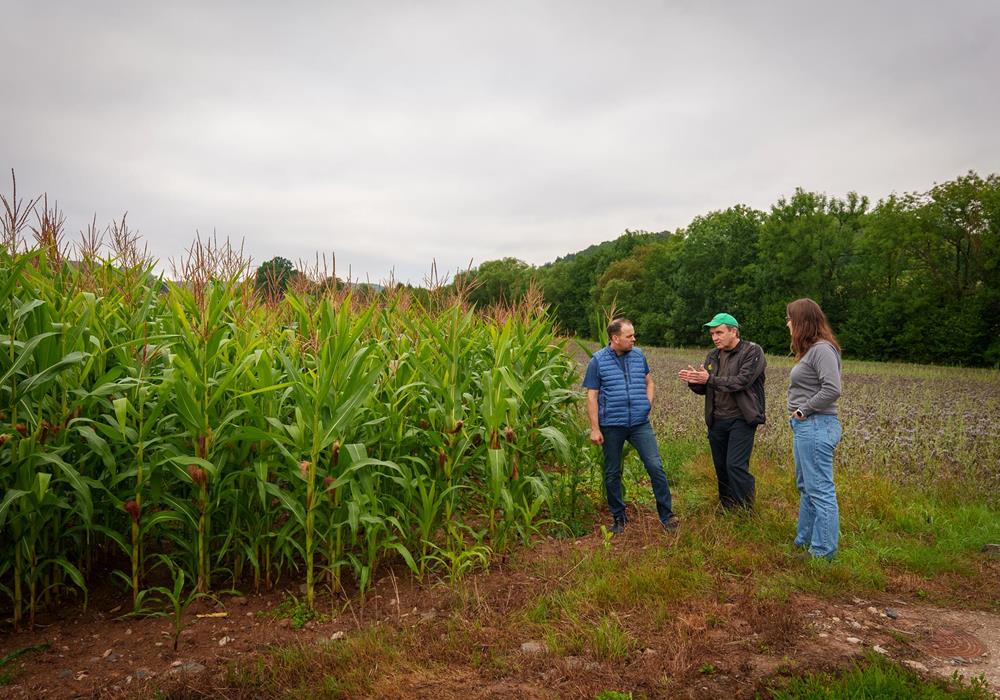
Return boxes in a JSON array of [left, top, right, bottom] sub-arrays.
[[261, 593, 326, 630], [526, 597, 550, 624], [589, 615, 636, 660], [600, 525, 614, 551]]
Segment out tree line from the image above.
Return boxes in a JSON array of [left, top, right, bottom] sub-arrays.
[[450, 171, 1000, 367]]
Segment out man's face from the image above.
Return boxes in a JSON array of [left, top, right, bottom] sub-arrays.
[[611, 323, 636, 353], [709, 324, 739, 351]]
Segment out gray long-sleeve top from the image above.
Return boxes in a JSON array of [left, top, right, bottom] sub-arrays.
[[787, 340, 841, 416]]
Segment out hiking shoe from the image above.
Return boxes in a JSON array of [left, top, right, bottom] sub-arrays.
[[791, 549, 812, 563], [661, 515, 680, 533], [609, 518, 626, 536], [792, 548, 834, 563]]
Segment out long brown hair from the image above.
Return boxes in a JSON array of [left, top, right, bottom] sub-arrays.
[[787, 298, 840, 360]]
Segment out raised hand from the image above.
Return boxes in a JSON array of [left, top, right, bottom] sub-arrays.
[[678, 363, 709, 384]]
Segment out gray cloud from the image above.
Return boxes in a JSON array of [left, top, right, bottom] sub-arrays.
[[3, 1, 998, 282]]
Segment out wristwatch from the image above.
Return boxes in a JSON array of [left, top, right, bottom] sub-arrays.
[[793, 409, 805, 419]]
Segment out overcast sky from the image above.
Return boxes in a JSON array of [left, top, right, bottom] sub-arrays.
[[3, 1, 998, 283]]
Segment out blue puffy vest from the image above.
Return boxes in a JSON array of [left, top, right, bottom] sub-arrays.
[[594, 346, 650, 427]]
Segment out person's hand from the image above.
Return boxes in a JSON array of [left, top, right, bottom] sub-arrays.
[[678, 364, 709, 385], [590, 427, 604, 445], [789, 408, 805, 421]]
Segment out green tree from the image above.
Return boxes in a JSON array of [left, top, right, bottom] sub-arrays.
[[753, 190, 867, 351], [539, 230, 667, 338], [455, 257, 533, 307], [254, 257, 297, 299], [666, 206, 764, 346]]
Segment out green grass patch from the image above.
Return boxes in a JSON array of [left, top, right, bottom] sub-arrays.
[[595, 690, 633, 700], [765, 652, 993, 699], [588, 615, 637, 660], [258, 593, 328, 630]]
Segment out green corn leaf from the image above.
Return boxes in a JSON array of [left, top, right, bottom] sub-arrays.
[[89, 524, 131, 558], [263, 482, 306, 526], [214, 408, 248, 439], [13, 297, 46, 323], [19, 350, 90, 394], [159, 495, 200, 530], [172, 380, 202, 432], [254, 461, 269, 507], [42, 556, 88, 596], [0, 251, 36, 300], [0, 331, 58, 388], [113, 397, 129, 435], [538, 426, 572, 463], [32, 472, 53, 502], [233, 381, 294, 400], [37, 453, 94, 524], [0, 489, 30, 529], [141, 510, 186, 532]]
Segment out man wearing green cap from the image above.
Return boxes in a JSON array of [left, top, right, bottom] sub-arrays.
[[678, 313, 766, 510]]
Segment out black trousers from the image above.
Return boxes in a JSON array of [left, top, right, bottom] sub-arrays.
[[707, 416, 757, 509]]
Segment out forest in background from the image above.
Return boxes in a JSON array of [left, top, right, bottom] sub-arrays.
[[453, 171, 1000, 367]]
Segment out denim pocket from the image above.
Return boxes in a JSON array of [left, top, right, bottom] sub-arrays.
[[826, 417, 842, 447]]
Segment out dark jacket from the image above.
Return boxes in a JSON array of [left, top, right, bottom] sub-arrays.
[[687, 340, 766, 427]]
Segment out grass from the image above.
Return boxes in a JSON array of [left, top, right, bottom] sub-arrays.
[[222, 626, 400, 699], [589, 615, 636, 660], [766, 652, 993, 699]]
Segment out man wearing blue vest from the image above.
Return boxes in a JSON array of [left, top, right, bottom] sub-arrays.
[[583, 318, 678, 535]]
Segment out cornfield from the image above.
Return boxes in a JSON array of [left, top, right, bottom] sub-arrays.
[[0, 195, 586, 630]]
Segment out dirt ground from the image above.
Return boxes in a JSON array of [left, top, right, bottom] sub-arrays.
[[2, 524, 998, 699]]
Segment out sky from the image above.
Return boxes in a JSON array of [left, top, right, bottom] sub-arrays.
[[3, 1, 999, 284]]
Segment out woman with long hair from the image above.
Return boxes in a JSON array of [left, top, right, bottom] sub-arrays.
[[786, 298, 842, 560]]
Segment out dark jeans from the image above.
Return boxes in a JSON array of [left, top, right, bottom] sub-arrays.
[[707, 416, 757, 509], [600, 421, 674, 523]]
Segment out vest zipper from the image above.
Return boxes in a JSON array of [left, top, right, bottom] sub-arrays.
[[625, 355, 632, 426]]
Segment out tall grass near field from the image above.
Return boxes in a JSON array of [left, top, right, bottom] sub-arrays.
[[0, 213, 586, 628]]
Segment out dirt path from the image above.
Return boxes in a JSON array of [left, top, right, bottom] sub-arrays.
[[797, 596, 1000, 692], [3, 592, 997, 698]]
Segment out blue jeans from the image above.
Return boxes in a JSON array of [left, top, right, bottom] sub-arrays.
[[600, 421, 674, 524], [791, 413, 842, 559]]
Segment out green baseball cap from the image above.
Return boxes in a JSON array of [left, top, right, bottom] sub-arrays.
[[704, 312, 739, 328]]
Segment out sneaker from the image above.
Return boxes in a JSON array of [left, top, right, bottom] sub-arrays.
[[610, 518, 626, 535], [661, 515, 680, 533]]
